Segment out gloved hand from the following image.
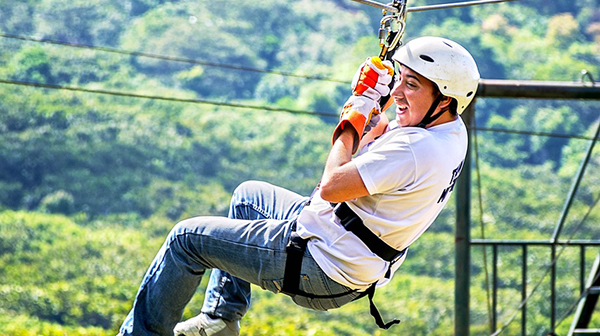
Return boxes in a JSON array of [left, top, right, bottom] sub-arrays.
[[332, 95, 381, 154], [363, 113, 381, 135], [351, 56, 394, 101]]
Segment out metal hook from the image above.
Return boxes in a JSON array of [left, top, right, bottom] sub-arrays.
[[376, 0, 407, 58]]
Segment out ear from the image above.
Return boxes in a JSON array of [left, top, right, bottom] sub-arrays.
[[438, 95, 453, 111]]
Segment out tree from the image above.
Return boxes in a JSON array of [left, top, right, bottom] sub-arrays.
[[33, 0, 130, 46]]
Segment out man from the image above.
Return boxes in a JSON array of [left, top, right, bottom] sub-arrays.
[[118, 36, 480, 336]]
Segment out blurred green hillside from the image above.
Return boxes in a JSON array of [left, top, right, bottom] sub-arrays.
[[0, 0, 599, 335]]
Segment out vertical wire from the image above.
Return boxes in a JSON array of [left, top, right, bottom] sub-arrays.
[[472, 111, 494, 332]]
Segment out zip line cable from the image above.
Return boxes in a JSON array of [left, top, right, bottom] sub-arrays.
[[351, 0, 518, 13], [0, 33, 350, 84], [0, 77, 597, 141], [489, 192, 600, 336], [0, 78, 339, 118], [4, 35, 597, 140]]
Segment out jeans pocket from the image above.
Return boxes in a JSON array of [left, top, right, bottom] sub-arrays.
[[290, 273, 329, 311], [261, 274, 330, 311], [263, 273, 357, 311], [292, 273, 360, 311]]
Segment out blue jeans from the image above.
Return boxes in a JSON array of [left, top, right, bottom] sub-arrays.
[[118, 181, 361, 336]]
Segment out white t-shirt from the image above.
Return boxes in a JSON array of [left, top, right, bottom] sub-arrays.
[[295, 118, 468, 290]]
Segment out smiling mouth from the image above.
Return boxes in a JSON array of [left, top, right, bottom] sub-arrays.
[[396, 105, 408, 114]]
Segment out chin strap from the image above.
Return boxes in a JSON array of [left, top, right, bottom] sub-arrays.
[[416, 94, 445, 128]]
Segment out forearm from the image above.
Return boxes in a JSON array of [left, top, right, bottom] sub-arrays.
[[323, 128, 355, 182], [321, 56, 393, 202], [320, 128, 368, 203]]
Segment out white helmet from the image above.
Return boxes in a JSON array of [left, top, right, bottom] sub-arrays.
[[392, 36, 480, 115]]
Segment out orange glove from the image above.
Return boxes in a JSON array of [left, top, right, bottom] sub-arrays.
[[351, 56, 394, 101], [332, 96, 381, 154]]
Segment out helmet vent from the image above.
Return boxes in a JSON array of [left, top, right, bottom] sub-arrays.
[[419, 54, 435, 63], [443, 41, 453, 48], [466, 91, 474, 97]]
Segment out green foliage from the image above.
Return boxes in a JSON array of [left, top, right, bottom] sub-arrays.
[[0, 1, 38, 34], [6, 46, 55, 83], [0, 210, 165, 334], [0, 83, 331, 216], [34, 0, 131, 46], [0, 0, 599, 335], [3, 44, 130, 86], [39, 190, 76, 215]]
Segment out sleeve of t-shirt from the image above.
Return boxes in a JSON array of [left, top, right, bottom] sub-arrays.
[[353, 135, 417, 195]]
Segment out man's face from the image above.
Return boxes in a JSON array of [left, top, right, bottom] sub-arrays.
[[390, 64, 438, 127]]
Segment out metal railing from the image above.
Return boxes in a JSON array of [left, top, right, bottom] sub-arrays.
[[469, 240, 600, 335], [454, 79, 600, 336]]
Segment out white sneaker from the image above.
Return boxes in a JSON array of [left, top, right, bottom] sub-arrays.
[[173, 313, 240, 336]]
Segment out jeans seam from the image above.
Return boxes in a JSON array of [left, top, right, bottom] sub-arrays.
[[209, 274, 228, 318], [235, 202, 272, 220], [135, 233, 179, 295], [136, 229, 279, 302]]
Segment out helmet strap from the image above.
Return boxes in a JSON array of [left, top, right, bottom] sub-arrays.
[[417, 94, 445, 128]]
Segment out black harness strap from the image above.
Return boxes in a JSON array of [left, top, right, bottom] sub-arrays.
[[282, 204, 405, 329], [282, 230, 356, 299], [365, 283, 401, 329], [334, 202, 405, 262], [281, 230, 307, 296], [417, 94, 444, 128]]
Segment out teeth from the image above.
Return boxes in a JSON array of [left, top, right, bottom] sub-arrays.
[[395, 100, 408, 110]]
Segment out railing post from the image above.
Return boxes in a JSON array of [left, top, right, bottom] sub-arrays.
[[551, 245, 556, 333], [522, 245, 527, 336], [493, 245, 498, 331], [581, 246, 586, 294], [455, 102, 474, 336]]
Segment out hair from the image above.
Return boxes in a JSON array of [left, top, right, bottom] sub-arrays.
[[448, 99, 458, 116]]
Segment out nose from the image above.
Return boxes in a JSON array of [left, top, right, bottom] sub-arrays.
[[390, 81, 403, 99]]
